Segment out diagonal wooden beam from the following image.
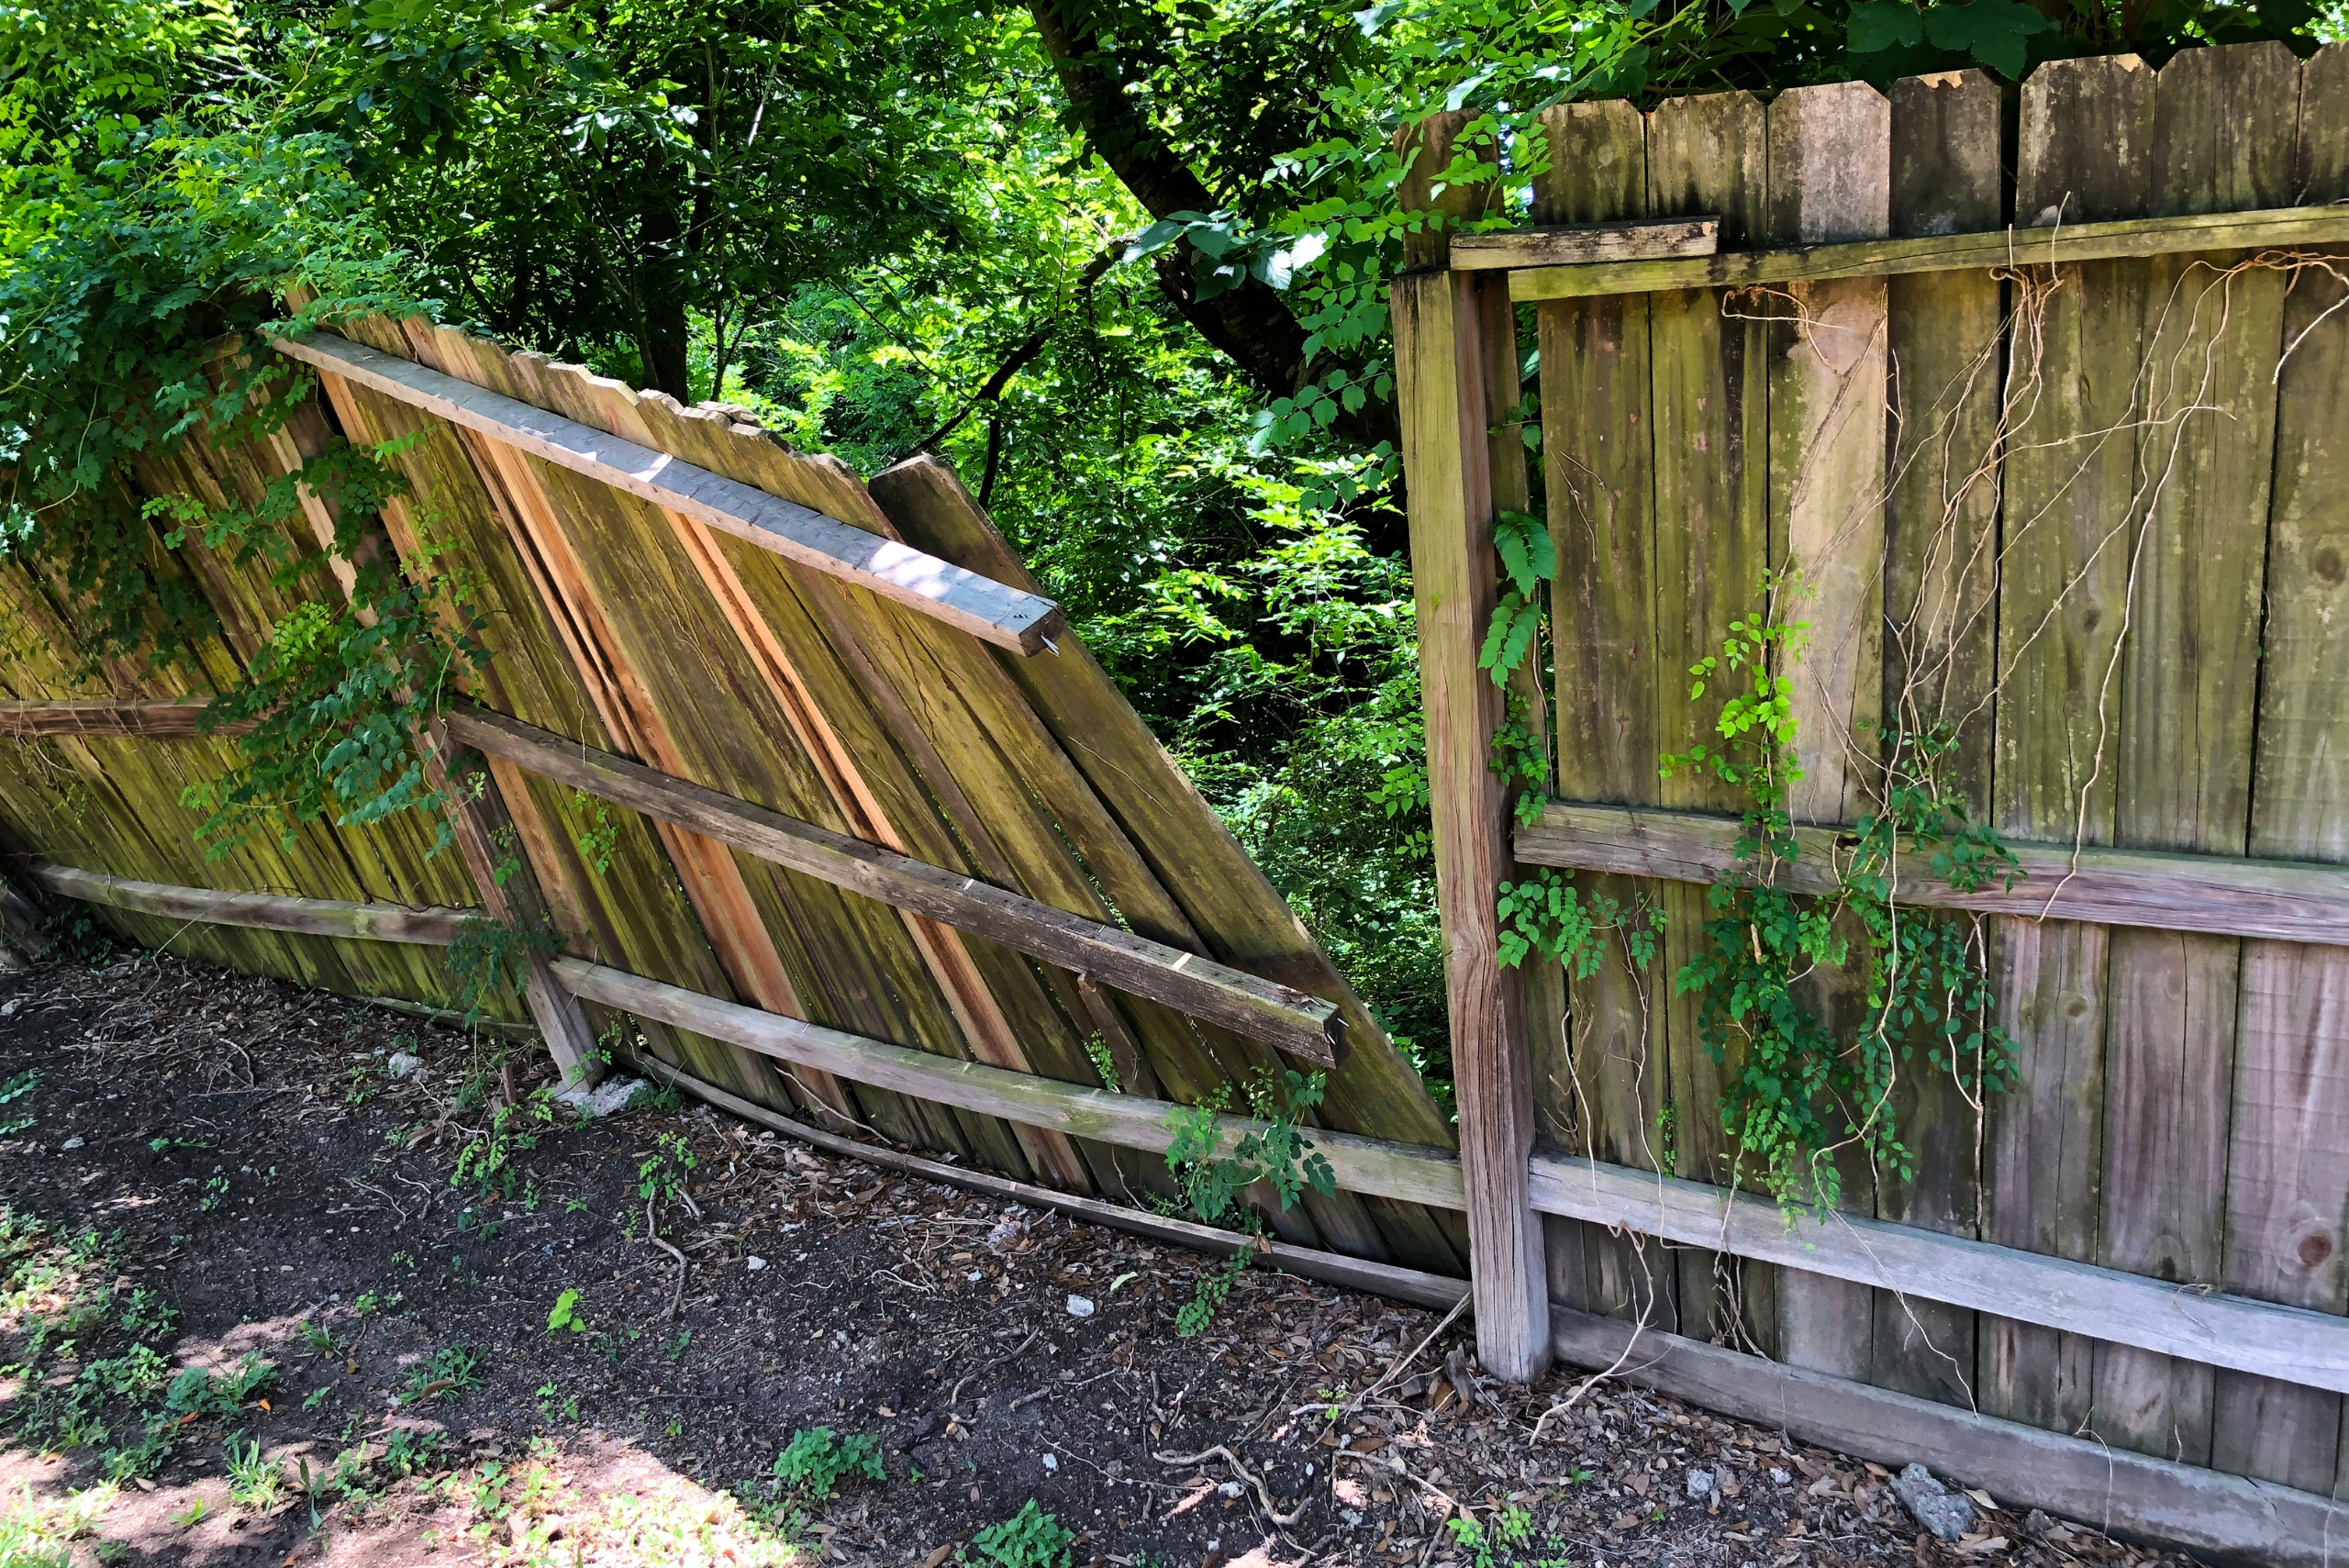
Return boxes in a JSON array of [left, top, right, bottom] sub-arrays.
[[448, 706, 1347, 1064], [270, 330, 1064, 654]]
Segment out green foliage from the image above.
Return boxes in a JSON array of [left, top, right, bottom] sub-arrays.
[[770, 1428, 884, 1499], [545, 1288, 585, 1335], [440, 913, 558, 1029], [451, 1084, 557, 1201], [164, 1354, 275, 1418], [1655, 583, 2020, 1207], [1162, 1068, 1335, 1335], [0, 1073, 35, 1138], [223, 1434, 283, 1512], [964, 1501, 1075, 1568], [636, 1130, 696, 1209], [405, 1343, 483, 1400]]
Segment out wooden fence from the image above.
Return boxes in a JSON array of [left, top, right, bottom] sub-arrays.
[[6, 42, 2349, 1566], [1392, 41, 2349, 1564], [0, 310, 1469, 1275]]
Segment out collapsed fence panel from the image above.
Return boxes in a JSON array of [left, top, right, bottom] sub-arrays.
[[1397, 39, 2349, 1561], [0, 308, 1473, 1281]]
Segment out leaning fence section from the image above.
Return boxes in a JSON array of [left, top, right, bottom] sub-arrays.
[[1394, 40, 2349, 1566], [0, 311, 1469, 1277]]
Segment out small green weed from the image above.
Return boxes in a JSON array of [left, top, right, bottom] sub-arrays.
[[197, 1175, 230, 1213], [545, 1289, 586, 1334], [771, 1428, 884, 1499], [381, 1426, 451, 1476], [224, 1435, 283, 1513], [964, 1500, 1074, 1568], [636, 1132, 696, 1209], [117, 1289, 178, 1340], [0, 1073, 39, 1137], [406, 1344, 483, 1401], [164, 1354, 275, 1418]]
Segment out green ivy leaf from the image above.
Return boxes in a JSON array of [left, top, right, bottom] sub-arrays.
[[1921, 0, 2057, 76], [1846, 0, 1925, 51]]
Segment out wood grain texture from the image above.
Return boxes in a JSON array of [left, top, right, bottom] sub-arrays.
[[1528, 1151, 2349, 1391], [1548, 1305, 2346, 1568], [271, 331, 1063, 653], [1648, 88, 1774, 1351], [1450, 217, 1719, 270], [1873, 66, 2007, 1411], [2214, 38, 2349, 1494], [1506, 205, 2349, 300], [1981, 51, 2153, 1436], [30, 863, 475, 944], [1392, 255, 1551, 1380], [868, 455, 1468, 1274], [2094, 39, 2297, 1470], [1766, 80, 1893, 1382], [552, 957, 1465, 1210], [0, 700, 236, 739], [1515, 800, 2349, 942], [1531, 95, 1673, 1332], [448, 707, 1346, 1059]]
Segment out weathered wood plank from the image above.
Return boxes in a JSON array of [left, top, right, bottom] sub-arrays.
[[1394, 132, 1551, 1375], [1547, 1305, 2345, 1568], [1765, 79, 1893, 1384], [1530, 95, 1671, 1331], [30, 862, 475, 944], [1648, 87, 1774, 1350], [1450, 217, 1719, 270], [2214, 37, 2349, 1495], [447, 707, 1348, 1061], [1508, 204, 2349, 300], [2095, 39, 2298, 1470], [0, 700, 237, 739], [869, 456, 1466, 1272], [1516, 799, 2349, 943], [1871, 65, 2007, 1411], [1981, 51, 2153, 1437], [1528, 1151, 2349, 1391], [270, 331, 1063, 653], [551, 957, 1465, 1211]]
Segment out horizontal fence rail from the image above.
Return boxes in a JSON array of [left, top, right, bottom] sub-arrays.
[[1449, 216, 1720, 270], [272, 332, 1065, 653], [30, 863, 477, 945], [0, 700, 239, 740], [1506, 204, 2349, 299], [448, 706, 1347, 1063], [1517, 800, 2349, 945], [1528, 1154, 2349, 1394], [550, 957, 1461, 1208]]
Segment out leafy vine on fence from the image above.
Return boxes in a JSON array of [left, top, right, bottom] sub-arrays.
[[1486, 538, 2023, 1210], [1161, 1068, 1337, 1335]]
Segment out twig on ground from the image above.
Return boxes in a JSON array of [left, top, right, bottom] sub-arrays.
[[1153, 1444, 1305, 1527]]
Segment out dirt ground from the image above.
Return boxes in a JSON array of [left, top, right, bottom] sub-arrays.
[[0, 952, 2197, 1568]]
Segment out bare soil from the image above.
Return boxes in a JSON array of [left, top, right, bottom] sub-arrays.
[[0, 954, 2193, 1568]]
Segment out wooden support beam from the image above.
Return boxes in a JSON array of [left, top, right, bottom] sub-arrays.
[[1393, 111, 1551, 1384], [0, 699, 242, 740], [1516, 798, 2349, 946], [551, 956, 1462, 1209], [1507, 202, 2349, 300], [1449, 216, 1720, 270], [1548, 1306, 2342, 1568], [0, 869, 44, 969], [270, 330, 1064, 654], [448, 706, 1346, 1064], [1529, 1152, 2349, 1396], [635, 1053, 1470, 1311], [30, 862, 476, 945]]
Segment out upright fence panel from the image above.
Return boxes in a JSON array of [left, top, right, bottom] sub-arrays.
[[1402, 40, 2349, 1562]]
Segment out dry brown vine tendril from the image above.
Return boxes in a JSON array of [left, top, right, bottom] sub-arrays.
[[1151, 1444, 1305, 1526]]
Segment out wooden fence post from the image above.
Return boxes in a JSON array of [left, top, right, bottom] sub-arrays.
[[0, 867, 41, 970], [1393, 116, 1552, 1382]]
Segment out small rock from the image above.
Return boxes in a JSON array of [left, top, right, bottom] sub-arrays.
[[985, 1210, 1028, 1251], [1041, 1452, 1058, 1473], [1769, 1467, 1791, 1485], [1216, 1481, 1244, 1499], [0, 999, 18, 1018], [1340, 1510, 1364, 1529], [2023, 1509, 2056, 1538], [59, 1137, 82, 1151], [556, 1075, 650, 1119], [746, 1256, 767, 1272], [1065, 1295, 1095, 1318], [1891, 1463, 1976, 1543], [1686, 1469, 1714, 1500], [385, 1051, 424, 1079]]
